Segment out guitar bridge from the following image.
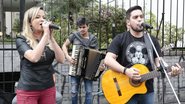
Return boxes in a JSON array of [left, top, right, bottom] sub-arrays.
[[113, 78, 122, 96]]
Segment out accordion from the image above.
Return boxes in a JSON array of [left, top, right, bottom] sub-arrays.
[[83, 48, 105, 80], [68, 45, 105, 80], [68, 45, 84, 76]]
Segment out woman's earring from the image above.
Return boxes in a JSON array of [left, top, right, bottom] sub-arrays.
[[30, 25, 33, 31]]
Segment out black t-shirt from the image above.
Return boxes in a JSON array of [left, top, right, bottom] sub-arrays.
[[16, 35, 55, 90], [107, 31, 162, 92]]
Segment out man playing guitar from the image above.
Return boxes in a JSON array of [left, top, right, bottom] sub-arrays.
[[103, 5, 182, 104]]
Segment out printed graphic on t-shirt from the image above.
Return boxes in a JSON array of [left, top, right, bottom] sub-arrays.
[[126, 41, 149, 65]]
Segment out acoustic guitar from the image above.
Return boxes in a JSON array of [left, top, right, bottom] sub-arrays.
[[101, 63, 184, 104]]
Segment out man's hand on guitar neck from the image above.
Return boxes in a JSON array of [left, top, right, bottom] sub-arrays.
[[168, 63, 183, 77], [125, 67, 141, 81]]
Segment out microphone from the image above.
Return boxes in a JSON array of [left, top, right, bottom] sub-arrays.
[[141, 23, 153, 29], [49, 24, 61, 30]]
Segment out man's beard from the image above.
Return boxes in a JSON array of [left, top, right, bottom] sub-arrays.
[[131, 26, 143, 32]]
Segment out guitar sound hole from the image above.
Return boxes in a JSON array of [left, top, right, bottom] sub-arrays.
[[129, 79, 141, 87]]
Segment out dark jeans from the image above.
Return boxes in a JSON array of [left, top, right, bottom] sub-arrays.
[[71, 76, 93, 104], [127, 92, 154, 104]]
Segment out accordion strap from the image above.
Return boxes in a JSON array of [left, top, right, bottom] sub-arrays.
[[72, 32, 93, 47]]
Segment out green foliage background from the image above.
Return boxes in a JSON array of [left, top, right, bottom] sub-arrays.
[[12, 0, 185, 48]]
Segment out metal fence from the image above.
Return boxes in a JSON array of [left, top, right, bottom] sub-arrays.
[[0, 0, 185, 103]]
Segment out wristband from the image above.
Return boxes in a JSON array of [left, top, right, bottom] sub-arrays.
[[123, 67, 127, 74]]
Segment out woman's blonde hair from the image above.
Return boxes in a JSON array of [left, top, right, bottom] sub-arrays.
[[21, 7, 44, 49]]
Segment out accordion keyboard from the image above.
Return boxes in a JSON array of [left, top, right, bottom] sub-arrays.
[[68, 45, 83, 76]]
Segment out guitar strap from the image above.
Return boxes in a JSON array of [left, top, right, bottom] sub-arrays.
[[144, 33, 155, 70]]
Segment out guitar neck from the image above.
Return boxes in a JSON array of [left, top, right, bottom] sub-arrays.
[[140, 70, 161, 82], [140, 61, 185, 82]]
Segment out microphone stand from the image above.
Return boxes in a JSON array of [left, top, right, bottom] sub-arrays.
[[143, 28, 181, 104], [156, 0, 166, 102], [156, 9, 166, 102]]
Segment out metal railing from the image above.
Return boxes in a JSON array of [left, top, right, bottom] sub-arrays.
[[0, 0, 185, 103]]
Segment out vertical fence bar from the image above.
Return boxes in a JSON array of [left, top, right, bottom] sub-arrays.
[[19, 0, 25, 32], [156, 0, 160, 103], [175, 0, 179, 54], [98, 0, 102, 49], [162, 0, 165, 104], [149, 0, 152, 33], [182, 0, 185, 48], [0, 0, 2, 31], [169, 0, 172, 56], [10, 0, 14, 93], [143, 0, 145, 20]]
